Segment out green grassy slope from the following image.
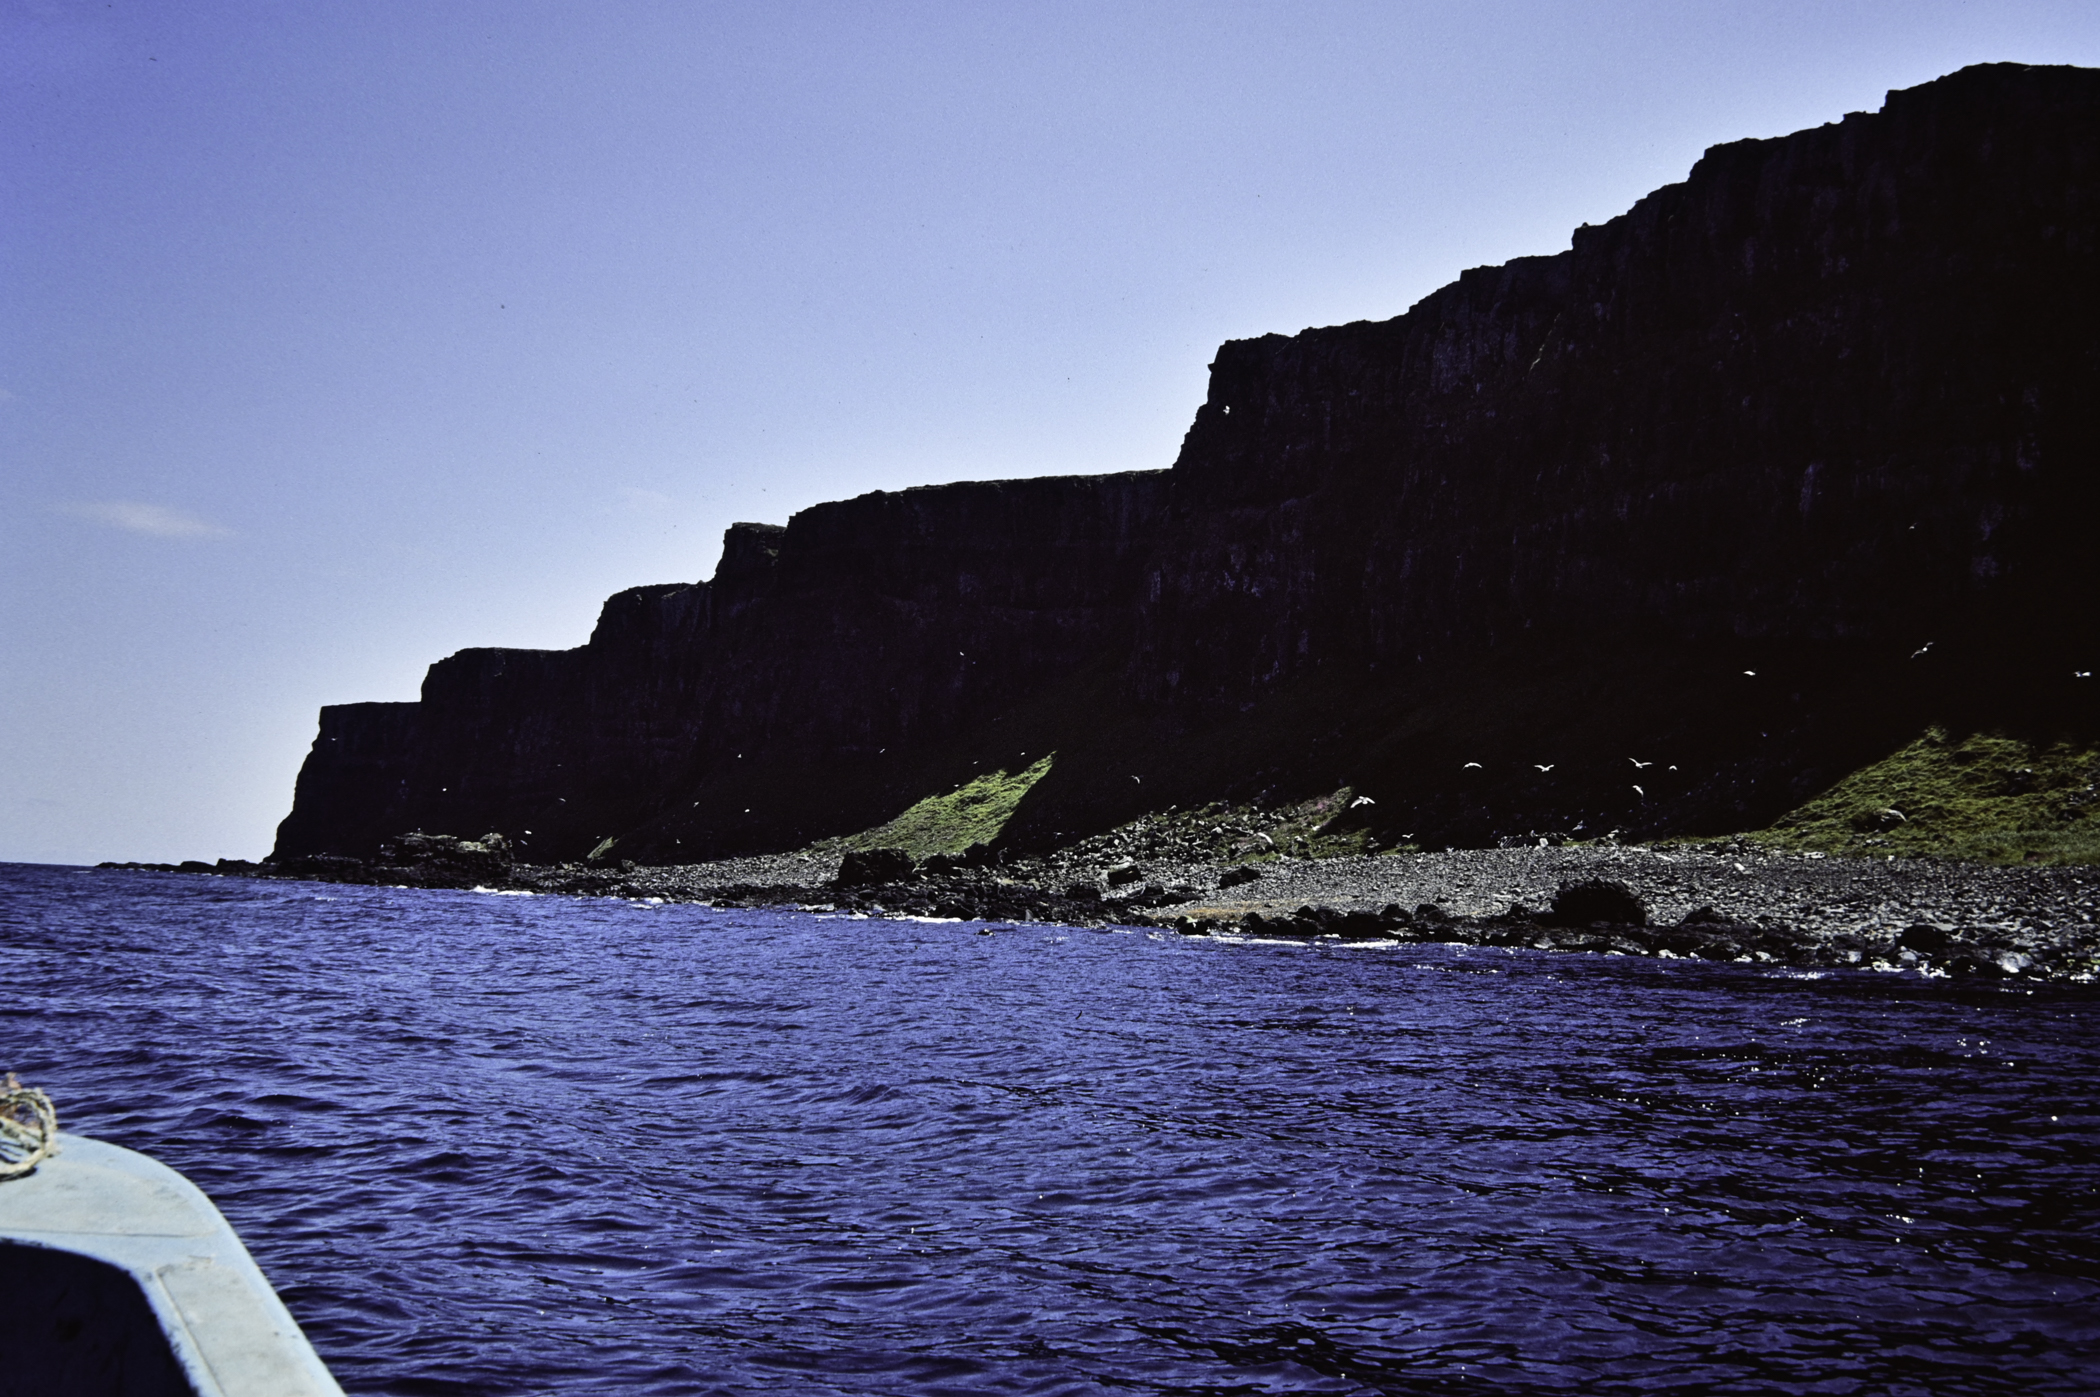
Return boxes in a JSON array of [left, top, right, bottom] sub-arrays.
[[843, 756, 1056, 859], [1752, 729, 2100, 864]]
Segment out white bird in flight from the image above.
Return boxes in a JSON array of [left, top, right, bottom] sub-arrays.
[[1534, 763, 1554, 772], [1463, 761, 1483, 769], [1629, 758, 1653, 769]]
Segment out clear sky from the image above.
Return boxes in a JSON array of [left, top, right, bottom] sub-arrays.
[[6, 1, 2099, 866]]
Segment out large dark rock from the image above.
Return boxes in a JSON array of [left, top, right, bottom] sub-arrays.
[[1550, 879, 1649, 927], [274, 65, 2100, 865], [834, 848, 917, 887], [379, 831, 515, 880]]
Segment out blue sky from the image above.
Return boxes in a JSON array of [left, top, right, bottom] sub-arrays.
[[6, 1, 2100, 865]]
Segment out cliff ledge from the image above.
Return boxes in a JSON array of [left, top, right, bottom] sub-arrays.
[[275, 64, 2100, 866]]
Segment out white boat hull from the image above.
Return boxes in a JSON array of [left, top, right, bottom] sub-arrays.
[[0, 1133, 343, 1397]]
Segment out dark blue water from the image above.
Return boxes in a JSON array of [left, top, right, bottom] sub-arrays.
[[3, 863, 2096, 1395]]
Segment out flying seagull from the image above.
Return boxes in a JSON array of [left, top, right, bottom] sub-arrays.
[[1633, 784, 1645, 797], [1463, 761, 1483, 769], [1534, 763, 1554, 772], [1629, 758, 1653, 769]]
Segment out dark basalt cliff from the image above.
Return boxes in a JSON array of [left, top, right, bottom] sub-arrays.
[[276, 64, 2100, 864], [274, 471, 1173, 860]]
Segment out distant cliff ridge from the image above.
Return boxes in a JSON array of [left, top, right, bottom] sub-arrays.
[[277, 64, 2100, 864], [274, 472, 1173, 861]]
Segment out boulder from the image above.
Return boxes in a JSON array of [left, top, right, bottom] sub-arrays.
[[834, 847, 917, 886], [1550, 879, 1648, 926], [377, 831, 515, 880]]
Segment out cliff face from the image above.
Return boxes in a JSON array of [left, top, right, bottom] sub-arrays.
[[1138, 63, 2098, 700], [277, 64, 2100, 863], [276, 473, 1171, 860]]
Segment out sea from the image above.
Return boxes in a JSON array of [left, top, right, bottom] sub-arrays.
[[3, 861, 2096, 1395]]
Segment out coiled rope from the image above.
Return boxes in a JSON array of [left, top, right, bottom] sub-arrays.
[[0, 1073, 57, 1179]]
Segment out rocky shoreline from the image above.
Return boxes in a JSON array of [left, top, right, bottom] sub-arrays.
[[107, 834, 2100, 983]]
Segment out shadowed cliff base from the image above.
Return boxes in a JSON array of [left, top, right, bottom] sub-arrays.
[[605, 619, 2097, 866], [124, 836, 2100, 982], [272, 63, 2100, 869]]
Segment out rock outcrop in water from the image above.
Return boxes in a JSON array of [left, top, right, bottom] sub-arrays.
[[275, 64, 2100, 866]]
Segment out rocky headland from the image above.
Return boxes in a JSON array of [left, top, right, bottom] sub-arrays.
[[154, 64, 2099, 970], [266, 63, 2098, 874]]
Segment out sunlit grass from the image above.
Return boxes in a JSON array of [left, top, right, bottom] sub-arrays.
[[1749, 728, 2100, 864], [846, 755, 1057, 859]]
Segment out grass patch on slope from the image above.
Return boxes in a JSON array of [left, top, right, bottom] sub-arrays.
[[845, 755, 1056, 860], [1751, 728, 2100, 864]]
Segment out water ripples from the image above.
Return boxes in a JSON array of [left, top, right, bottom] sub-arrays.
[[3, 863, 2096, 1394]]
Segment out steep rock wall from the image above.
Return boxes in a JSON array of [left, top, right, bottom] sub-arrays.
[[276, 473, 1169, 858], [1135, 62, 2099, 706], [277, 64, 2100, 861]]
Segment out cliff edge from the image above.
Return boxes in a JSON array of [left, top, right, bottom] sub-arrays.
[[276, 64, 2100, 865]]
